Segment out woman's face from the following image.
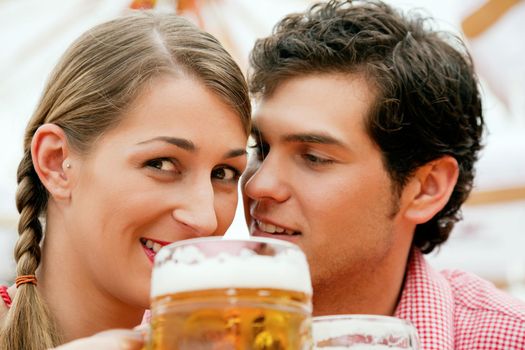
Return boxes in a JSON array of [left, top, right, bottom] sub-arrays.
[[62, 76, 248, 308]]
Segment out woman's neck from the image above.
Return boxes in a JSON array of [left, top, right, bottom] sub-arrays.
[[38, 235, 145, 342]]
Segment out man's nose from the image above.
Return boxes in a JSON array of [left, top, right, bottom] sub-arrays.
[[242, 154, 290, 203]]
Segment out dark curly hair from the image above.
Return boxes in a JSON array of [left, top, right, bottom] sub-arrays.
[[249, 0, 484, 253]]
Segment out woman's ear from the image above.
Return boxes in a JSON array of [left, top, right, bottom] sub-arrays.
[[402, 155, 459, 224], [31, 124, 74, 201]]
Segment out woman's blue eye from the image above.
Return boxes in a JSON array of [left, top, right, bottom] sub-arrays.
[[212, 166, 240, 181]]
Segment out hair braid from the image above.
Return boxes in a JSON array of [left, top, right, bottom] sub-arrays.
[[0, 152, 61, 350]]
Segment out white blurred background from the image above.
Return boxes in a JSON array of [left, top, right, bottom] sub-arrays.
[[1, 0, 524, 299]]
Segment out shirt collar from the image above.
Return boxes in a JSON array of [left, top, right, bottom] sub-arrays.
[[394, 248, 455, 349]]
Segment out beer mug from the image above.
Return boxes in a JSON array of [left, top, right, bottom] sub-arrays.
[[147, 237, 313, 349], [313, 315, 420, 349]]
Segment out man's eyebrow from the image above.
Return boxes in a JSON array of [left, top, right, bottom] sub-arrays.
[[251, 125, 346, 147], [283, 133, 345, 147], [137, 136, 196, 151]]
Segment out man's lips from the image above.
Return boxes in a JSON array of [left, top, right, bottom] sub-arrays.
[[250, 218, 302, 237]]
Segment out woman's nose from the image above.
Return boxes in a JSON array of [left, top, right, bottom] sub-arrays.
[[171, 179, 218, 236]]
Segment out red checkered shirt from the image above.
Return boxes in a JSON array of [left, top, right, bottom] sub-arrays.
[[395, 249, 525, 349]]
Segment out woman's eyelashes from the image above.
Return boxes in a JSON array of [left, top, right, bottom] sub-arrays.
[[145, 158, 181, 174], [212, 166, 242, 182], [144, 158, 241, 183]]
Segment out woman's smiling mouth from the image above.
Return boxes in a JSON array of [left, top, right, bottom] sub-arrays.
[[140, 237, 171, 263]]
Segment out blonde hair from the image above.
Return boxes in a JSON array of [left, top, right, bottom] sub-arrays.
[[1, 12, 250, 350]]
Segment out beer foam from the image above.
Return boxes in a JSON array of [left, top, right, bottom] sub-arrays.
[[151, 239, 312, 298], [313, 317, 415, 349]]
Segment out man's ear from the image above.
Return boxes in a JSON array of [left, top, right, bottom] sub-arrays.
[[31, 124, 74, 201], [402, 155, 459, 224]]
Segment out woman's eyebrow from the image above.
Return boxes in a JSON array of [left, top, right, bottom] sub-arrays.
[[224, 149, 248, 159], [137, 136, 246, 159], [137, 136, 196, 152]]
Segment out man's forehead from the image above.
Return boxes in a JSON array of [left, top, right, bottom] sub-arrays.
[[253, 75, 374, 129]]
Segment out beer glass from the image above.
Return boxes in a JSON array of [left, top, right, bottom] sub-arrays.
[[147, 237, 313, 350], [313, 315, 420, 349]]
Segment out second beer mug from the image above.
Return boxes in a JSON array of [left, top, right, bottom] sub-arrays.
[[147, 237, 313, 350], [312, 315, 420, 349]]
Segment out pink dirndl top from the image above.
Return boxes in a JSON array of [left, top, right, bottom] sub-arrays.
[[1, 285, 12, 308]]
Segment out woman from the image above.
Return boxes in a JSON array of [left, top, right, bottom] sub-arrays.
[[0, 11, 250, 350]]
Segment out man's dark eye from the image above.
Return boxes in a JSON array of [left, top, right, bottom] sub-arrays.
[[249, 140, 270, 160]]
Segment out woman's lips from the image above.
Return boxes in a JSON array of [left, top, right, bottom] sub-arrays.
[[140, 237, 171, 263]]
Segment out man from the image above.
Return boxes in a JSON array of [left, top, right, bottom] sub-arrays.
[[241, 1, 525, 348]]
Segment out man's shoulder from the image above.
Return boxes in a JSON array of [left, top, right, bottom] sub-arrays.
[[441, 269, 525, 319], [441, 269, 525, 347], [399, 251, 525, 348]]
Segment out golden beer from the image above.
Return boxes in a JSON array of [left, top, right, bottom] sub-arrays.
[[149, 288, 311, 350], [147, 237, 313, 350]]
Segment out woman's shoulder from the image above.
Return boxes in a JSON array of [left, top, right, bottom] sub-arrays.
[[0, 301, 7, 319]]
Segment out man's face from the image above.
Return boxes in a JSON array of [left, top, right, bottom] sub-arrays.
[[242, 74, 411, 294]]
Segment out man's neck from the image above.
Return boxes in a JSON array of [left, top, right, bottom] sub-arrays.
[[312, 247, 411, 317]]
